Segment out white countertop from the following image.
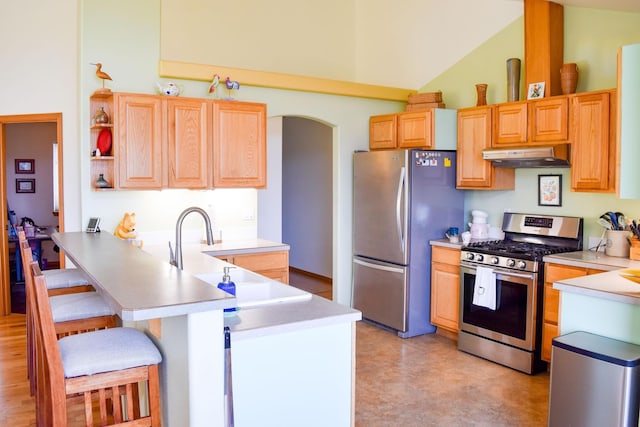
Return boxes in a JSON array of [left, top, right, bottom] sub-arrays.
[[553, 269, 640, 306], [546, 251, 640, 306], [52, 232, 235, 321], [58, 236, 360, 337], [544, 251, 640, 271], [143, 241, 360, 338]]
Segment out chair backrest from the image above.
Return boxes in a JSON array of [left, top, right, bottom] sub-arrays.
[[29, 261, 67, 425], [19, 239, 34, 276], [17, 228, 26, 243]]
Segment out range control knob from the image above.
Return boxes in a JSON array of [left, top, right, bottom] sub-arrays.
[[507, 259, 516, 268], [517, 260, 527, 269], [490, 257, 499, 265], [476, 254, 484, 262], [466, 252, 474, 261]]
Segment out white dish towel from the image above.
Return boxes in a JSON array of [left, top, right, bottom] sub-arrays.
[[472, 266, 497, 310]]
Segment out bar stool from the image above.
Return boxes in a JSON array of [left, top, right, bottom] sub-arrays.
[[17, 229, 94, 296], [30, 262, 162, 426], [20, 240, 117, 396]]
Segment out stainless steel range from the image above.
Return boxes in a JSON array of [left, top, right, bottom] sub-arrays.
[[458, 212, 583, 374]]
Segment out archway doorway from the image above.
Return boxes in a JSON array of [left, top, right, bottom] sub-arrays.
[[0, 113, 65, 315], [259, 116, 334, 299]]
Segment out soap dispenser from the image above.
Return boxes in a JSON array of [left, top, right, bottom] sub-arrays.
[[218, 267, 237, 313]]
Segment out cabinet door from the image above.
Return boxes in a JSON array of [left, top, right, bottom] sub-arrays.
[[397, 110, 433, 149], [457, 107, 514, 190], [570, 91, 614, 192], [528, 96, 569, 142], [541, 263, 588, 362], [431, 263, 460, 332], [212, 101, 266, 188], [166, 98, 209, 189], [494, 101, 527, 146], [116, 94, 163, 189], [369, 114, 397, 150]]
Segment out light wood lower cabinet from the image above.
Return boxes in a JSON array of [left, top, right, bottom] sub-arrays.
[[542, 262, 605, 362], [216, 250, 289, 284], [430, 246, 461, 333]]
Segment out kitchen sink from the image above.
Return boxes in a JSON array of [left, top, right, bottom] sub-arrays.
[[194, 270, 311, 308]]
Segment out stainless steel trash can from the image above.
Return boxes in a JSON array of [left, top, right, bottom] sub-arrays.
[[548, 331, 640, 427]]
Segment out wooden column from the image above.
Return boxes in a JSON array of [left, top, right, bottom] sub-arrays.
[[524, 0, 564, 97]]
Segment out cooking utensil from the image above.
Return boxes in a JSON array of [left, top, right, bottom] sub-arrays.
[[598, 216, 613, 230], [617, 213, 627, 230], [606, 212, 620, 230]]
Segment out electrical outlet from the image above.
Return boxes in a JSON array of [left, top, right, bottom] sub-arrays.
[[588, 236, 606, 252]]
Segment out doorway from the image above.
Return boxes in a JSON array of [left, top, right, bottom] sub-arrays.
[[0, 113, 65, 315], [258, 116, 334, 299]]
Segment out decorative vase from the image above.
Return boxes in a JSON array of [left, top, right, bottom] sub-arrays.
[[475, 84, 488, 106], [560, 63, 579, 95], [94, 107, 109, 124], [506, 58, 521, 102], [95, 174, 111, 189]]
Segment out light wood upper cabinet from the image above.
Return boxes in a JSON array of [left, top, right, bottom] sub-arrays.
[[212, 100, 266, 188], [430, 246, 461, 333], [397, 110, 434, 148], [457, 106, 514, 190], [494, 101, 528, 146], [369, 114, 397, 149], [528, 96, 569, 143], [89, 92, 267, 190], [166, 98, 209, 189], [570, 90, 616, 192], [117, 93, 164, 190], [369, 109, 456, 150]]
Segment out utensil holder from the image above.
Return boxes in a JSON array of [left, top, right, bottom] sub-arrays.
[[629, 237, 640, 260], [605, 230, 631, 258]]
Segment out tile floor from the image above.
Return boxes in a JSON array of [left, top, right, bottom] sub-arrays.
[[289, 268, 551, 426]]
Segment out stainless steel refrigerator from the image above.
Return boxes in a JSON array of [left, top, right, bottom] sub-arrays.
[[352, 149, 464, 338]]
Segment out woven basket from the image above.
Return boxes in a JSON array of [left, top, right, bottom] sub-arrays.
[[408, 91, 442, 104]]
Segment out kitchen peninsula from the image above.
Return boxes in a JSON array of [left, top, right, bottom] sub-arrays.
[[52, 232, 361, 427], [546, 252, 640, 346]]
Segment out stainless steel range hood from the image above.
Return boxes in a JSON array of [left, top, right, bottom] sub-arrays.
[[482, 145, 570, 168]]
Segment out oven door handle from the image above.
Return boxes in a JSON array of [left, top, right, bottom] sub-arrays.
[[494, 270, 535, 281]]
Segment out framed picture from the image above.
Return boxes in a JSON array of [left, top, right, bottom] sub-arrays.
[[16, 178, 35, 193], [15, 159, 35, 174], [538, 174, 561, 206], [527, 82, 545, 100]]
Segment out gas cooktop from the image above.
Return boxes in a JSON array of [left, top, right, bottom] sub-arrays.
[[465, 240, 578, 261]]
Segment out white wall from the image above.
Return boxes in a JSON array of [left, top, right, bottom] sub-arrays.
[[282, 117, 333, 278]]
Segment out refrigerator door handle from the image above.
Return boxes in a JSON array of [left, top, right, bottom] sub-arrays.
[[396, 166, 406, 247], [354, 258, 405, 274]]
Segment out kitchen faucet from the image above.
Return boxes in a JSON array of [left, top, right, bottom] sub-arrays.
[[170, 207, 214, 270]]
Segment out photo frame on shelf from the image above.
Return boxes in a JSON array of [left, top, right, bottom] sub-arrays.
[[527, 82, 545, 100], [16, 178, 36, 193], [538, 174, 561, 206], [15, 159, 35, 174]]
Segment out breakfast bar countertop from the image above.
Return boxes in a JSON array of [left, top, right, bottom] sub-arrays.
[[52, 231, 235, 321]]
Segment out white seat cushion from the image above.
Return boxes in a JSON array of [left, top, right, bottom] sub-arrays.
[[58, 327, 162, 378], [50, 292, 115, 322], [43, 268, 90, 289]]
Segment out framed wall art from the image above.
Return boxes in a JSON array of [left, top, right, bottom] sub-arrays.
[[15, 159, 35, 174], [538, 174, 561, 206], [16, 178, 35, 193], [527, 82, 545, 100]]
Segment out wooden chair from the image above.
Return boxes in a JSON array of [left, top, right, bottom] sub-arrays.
[[30, 261, 163, 426], [20, 240, 117, 396], [17, 229, 94, 296]]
